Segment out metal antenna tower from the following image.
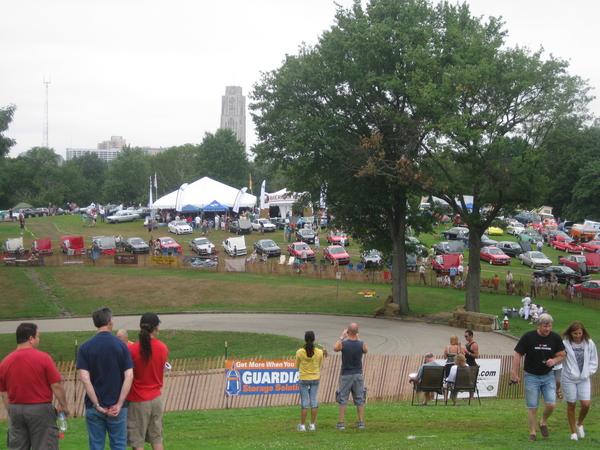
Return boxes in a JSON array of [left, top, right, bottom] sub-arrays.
[[43, 75, 51, 148]]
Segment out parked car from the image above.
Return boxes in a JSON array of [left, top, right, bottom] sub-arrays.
[[480, 235, 499, 247], [92, 236, 117, 253], [35, 207, 50, 217], [106, 210, 140, 224], [573, 280, 600, 299], [517, 251, 553, 269], [533, 266, 590, 284], [3, 237, 25, 255], [253, 239, 281, 257], [15, 208, 38, 219], [223, 236, 247, 257], [559, 253, 600, 274], [327, 230, 349, 246], [495, 241, 524, 258], [271, 217, 289, 230], [287, 242, 315, 261], [360, 249, 383, 268], [228, 220, 252, 235], [168, 220, 193, 235], [480, 246, 511, 265], [550, 236, 584, 254], [60, 236, 85, 255], [440, 227, 469, 240], [123, 237, 150, 254], [430, 253, 461, 275], [31, 238, 52, 255], [517, 229, 543, 244], [189, 237, 216, 256], [545, 230, 570, 244], [323, 245, 350, 265], [406, 237, 427, 257], [506, 222, 525, 236], [582, 240, 600, 252], [485, 226, 504, 236], [251, 218, 276, 232], [433, 241, 452, 255], [157, 237, 182, 254], [296, 228, 316, 244]]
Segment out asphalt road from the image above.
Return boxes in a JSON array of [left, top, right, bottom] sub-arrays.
[[0, 313, 518, 356]]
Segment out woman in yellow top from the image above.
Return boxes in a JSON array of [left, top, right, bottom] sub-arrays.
[[295, 331, 324, 431]]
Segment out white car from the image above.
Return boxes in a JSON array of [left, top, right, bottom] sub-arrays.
[[106, 210, 140, 224], [189, 237, 216, 256], [518, 251, 553, 269], [168, 220, 193, 235], [251, 218, 276, 232], [507, 222, 525, 236]]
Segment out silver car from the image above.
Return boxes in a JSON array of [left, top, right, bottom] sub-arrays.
[[518, 251, 552, 269], [106, 210, 140, 224]]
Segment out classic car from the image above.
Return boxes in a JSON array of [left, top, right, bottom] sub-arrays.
[[479, 246, 511, 265], [323, 245, 350, 265], [559, 253, 600, 274], [60, 236, 85, 255], [287, 242, 315, 261], [506, 222, 525, 236], [327, 230, 349, 246], [157, 237, 182, 254], [545, 230, 570, 244], [406, 237, 427, 257], [550, 236, 584, 254], [253, 239, 281, 257], [485, 226, 504, 236], [168, 220, 193, 235], [582, 240, 600, 252], [106, 210, 140, 224], [228, 220, 252, 235], [360, 249, 383, 267], [573, 280, 600, 299], [495, 241, 524, 258], [189, 237, 216, 256], [480, 235, 499, 247], [251, 218, 276, 232], [430, 253, 461, 275], [533, 266, 590, 284], [296, 228, 316, 244], [433, 241, 463, 255], [123, 237, 150, 254], [440, 227, 469, 240], [517, 229, 543, 244], [517, 251, 553, 269]]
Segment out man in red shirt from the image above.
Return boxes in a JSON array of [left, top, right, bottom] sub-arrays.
[[0, 323, 70, 450], [127, 313, 169, 450]]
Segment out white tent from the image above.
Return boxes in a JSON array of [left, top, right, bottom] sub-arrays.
[[152, 177, 256, 211], [265, 188, 303, 218]]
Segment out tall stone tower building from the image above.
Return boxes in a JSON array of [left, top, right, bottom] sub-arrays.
[[220, 86, 246, 149]]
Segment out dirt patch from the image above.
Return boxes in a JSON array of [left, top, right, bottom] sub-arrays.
[[402, 311, 454, 323], [23, 269, 71, 317]]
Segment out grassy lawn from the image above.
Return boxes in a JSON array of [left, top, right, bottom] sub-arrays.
[[0, 400, 597, 449]]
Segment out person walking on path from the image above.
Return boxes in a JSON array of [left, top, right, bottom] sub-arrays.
[[0, 323, 70, 450], [334, 323, 368, 430], [126, 313, 169, 450], [561, 321, 598, 441], [77, 307, 134, 450], [510, 313, 566, 441], [295, 331, 324, 431]]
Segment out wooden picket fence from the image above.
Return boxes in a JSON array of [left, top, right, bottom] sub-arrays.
[[2, 354, 597, 420]]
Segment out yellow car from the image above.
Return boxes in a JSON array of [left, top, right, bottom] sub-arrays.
[[486, 226, 504, 236]]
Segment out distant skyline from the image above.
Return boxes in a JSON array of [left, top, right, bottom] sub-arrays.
[[2, 0, 598, 159]]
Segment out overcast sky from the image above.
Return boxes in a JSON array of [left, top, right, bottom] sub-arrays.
[[2, 0, 599, 159]]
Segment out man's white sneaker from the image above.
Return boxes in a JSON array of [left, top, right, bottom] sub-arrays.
[[570, 433, 578, 440], [308, 423, 316, 431], [576, 424, 585, 439], [297, 424, 306, 431]]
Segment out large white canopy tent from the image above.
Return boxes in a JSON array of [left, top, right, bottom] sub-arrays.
[[152, 177, 256, 211]]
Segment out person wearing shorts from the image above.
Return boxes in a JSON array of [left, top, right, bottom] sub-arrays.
[[127, 313, 168, 450], [511, 314, 566, 441], [561, 321, 598, 441], [333, 323, 368, 430]]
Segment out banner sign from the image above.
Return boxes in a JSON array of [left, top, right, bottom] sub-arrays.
[[224, 360, 299, 396], [114, 254, 138, 265], [150, 256, 177, 266], [435, 358, 501, 398]]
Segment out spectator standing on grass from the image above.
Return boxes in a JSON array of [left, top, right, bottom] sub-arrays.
[[334, 323, 368, 430], [536, 276, 543, 298], [117, 329, 134, 346], [505, 271, 513, 294], [492, 275, 500, 294], [127, 313, 169, 450], [419, 264, 427, 285], [510, 313, 566, 441], [0, 323, 70, 450], [561, 321, 598, 441], [314, 235, 320, 248], [295, 331, 324, 432], [77, 307, 134, 450]]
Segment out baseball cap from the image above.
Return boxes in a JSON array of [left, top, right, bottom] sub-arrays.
[[140, 312, 161, 328]]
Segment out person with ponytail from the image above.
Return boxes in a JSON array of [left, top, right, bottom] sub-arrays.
[[295, 331, 324, 431], [126, 313, 169, 450]]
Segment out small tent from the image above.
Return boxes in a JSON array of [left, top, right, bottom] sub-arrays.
[[202, 200, 229, 212]]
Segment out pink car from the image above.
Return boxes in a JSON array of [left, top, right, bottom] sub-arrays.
[[287, 242, 315, 261], [157, 237, 182, 254], [323, 245, 350, 265]]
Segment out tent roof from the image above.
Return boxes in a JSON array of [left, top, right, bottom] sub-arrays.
[[152, 177, 256, 210], [202, 200, 229, 212]]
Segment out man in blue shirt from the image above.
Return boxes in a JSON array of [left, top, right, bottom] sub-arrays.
[[333, 323, 368, 430]]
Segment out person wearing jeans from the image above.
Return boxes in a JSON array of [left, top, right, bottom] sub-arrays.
[[295, 331, 324, 431]]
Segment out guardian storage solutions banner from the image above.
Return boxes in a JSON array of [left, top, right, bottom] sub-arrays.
[[225, 360, 299, 396]]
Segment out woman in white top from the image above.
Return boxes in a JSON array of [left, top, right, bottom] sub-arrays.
[[561, 321, 598, 441], [444, 354, 468, 405]]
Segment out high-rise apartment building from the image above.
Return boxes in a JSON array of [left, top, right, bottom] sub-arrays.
[[220, 86, 246, 148]]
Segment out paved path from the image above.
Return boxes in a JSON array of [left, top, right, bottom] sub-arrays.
[[0, 313, 517, 355]]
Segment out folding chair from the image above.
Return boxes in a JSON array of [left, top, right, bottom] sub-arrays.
[[446, 366, 481, 406], [411, 365, 445, 406], [287, 256, 295, 266], [346, 263, 354, 272], [278, 255, 286, 265], [356, 264, 363, 272]]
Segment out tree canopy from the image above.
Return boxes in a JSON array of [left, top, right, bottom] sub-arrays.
[[0, 104, 16, 159]]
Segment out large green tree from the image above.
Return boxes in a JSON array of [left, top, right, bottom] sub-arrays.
[[102, 146, 151, 204], [196, 128, 249, 188], [62, 152, 108, 205], [150, 144, 199, 197], [0, 104, 16, 159]]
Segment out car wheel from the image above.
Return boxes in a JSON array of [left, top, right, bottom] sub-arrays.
[[577, 291, 583, 299], [553, 245, 557, 250], [566, 248, 570, 253], [520, 259, 524, 265], [236, 230, 240, 235], [530, 263, 535, 269], [489, 259, 493, 265]]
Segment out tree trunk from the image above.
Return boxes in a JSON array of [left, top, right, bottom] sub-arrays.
[[465, 227, 483, 312], [390, 214, 409, 314]]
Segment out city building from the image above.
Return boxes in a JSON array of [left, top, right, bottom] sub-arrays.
[[220, 86, 246, 148]]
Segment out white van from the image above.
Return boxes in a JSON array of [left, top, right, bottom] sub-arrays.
[[223, 236, 247, 257]]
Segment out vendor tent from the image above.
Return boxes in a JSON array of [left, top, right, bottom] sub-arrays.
[[264, 188, 303, 218], [152, 177, 256, 211], [202, 200, 229, 212], [181, 204, 200, 213]]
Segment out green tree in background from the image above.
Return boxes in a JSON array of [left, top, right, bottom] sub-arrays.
[[62, 152, 108, 205], [196, 128, 249, 188], [0, 104, 16, 159], [102, 146, 151, 204], [150, 144, 199, 197]]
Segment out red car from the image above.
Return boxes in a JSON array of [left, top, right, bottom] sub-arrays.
[[60, 236, 85, 255], [157, 237, 182, 254], [323, 245, 350, 265], [479, 246, 511, 265], [573, 280, 600, 299], [430, 253, 461, 274], [559, 253, 600, 274], [551, 236, 583, 254], [582, 240, 600, 252], [558, 255, 587, 272], [32, 238, 53, 256], [287, 242, 315, 261], [327, 230, 349, 246]]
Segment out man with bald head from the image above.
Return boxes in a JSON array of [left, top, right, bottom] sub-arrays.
[[333, 322, 368, 430]]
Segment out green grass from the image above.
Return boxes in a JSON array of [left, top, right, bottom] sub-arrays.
[[1, 400, 597, 449]]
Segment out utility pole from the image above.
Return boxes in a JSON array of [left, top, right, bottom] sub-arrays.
[[43, 75, 51, 148]]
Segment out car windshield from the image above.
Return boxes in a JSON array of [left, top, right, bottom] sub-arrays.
[[365, 250, 381, 257], [489, 248, 503, 254], [530, 252, 546, 258], [296, 243, 309, 250], [329, 247, 345, 254], [172, 221, 187, 226], [130, 239, 144, 245], [332, 231, 346, 237], [261, 240, 276, 247], [561, 267, 576, 274], [194, 238, 210, 245], [589, 241, 600, 246], [161, 239, 175, 244], [300, 230, 313, 235], [259, 219, 271, 224]]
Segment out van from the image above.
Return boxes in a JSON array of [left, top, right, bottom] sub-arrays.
[[223, 236, 247, 257]]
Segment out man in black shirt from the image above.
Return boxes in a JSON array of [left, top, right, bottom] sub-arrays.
[[511, 314, 566, 441]]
